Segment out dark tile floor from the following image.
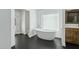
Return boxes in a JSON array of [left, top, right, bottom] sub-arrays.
[[14, 34, 63, 49], [64, 43, 79, 49], [12, 34, 79, 49]]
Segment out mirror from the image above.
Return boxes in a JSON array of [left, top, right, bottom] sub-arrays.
[[65, 10, 79, 24]]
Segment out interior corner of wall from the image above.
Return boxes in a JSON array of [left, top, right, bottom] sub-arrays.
[[28, 29, 37, 38]]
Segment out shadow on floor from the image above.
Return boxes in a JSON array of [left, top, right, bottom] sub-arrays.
[[64, 42, 79, 49], [11, 34, 79, 49]]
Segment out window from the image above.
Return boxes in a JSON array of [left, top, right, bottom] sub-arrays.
[[41, 13, 59, 31]]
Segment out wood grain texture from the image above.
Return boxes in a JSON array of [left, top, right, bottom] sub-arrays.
[[65, 28, 79, 45]]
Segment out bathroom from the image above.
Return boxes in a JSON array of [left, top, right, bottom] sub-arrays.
[[0, 1, 78, 59], [11, 9, 65, 49]]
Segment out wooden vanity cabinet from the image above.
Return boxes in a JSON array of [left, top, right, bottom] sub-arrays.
[[65, 28, 79, 45]]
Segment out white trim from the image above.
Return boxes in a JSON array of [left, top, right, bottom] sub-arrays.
[[11, 9, 15, 47], [62, 9, 66, 47]]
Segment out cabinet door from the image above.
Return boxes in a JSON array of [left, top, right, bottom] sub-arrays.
[[65, 29, 76, 43], [74, 29, 79, 44]]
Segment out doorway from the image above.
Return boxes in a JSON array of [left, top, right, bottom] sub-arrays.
[[11, 9, 30, 47]]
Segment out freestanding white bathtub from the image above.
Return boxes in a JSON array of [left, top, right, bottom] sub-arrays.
[[35, 28, 56, 40]]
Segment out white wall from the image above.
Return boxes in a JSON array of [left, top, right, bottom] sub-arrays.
[[11, 9, 15, 47], [15, 9, 30, 34], [15, 9, 23, 34], [28, 10, 37, 37], [25, 10, 30, 34], [59, 9, 65, 46], [0, 9, 11, 49]]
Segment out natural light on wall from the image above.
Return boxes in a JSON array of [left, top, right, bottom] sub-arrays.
[[41, 13, 59, 31]]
